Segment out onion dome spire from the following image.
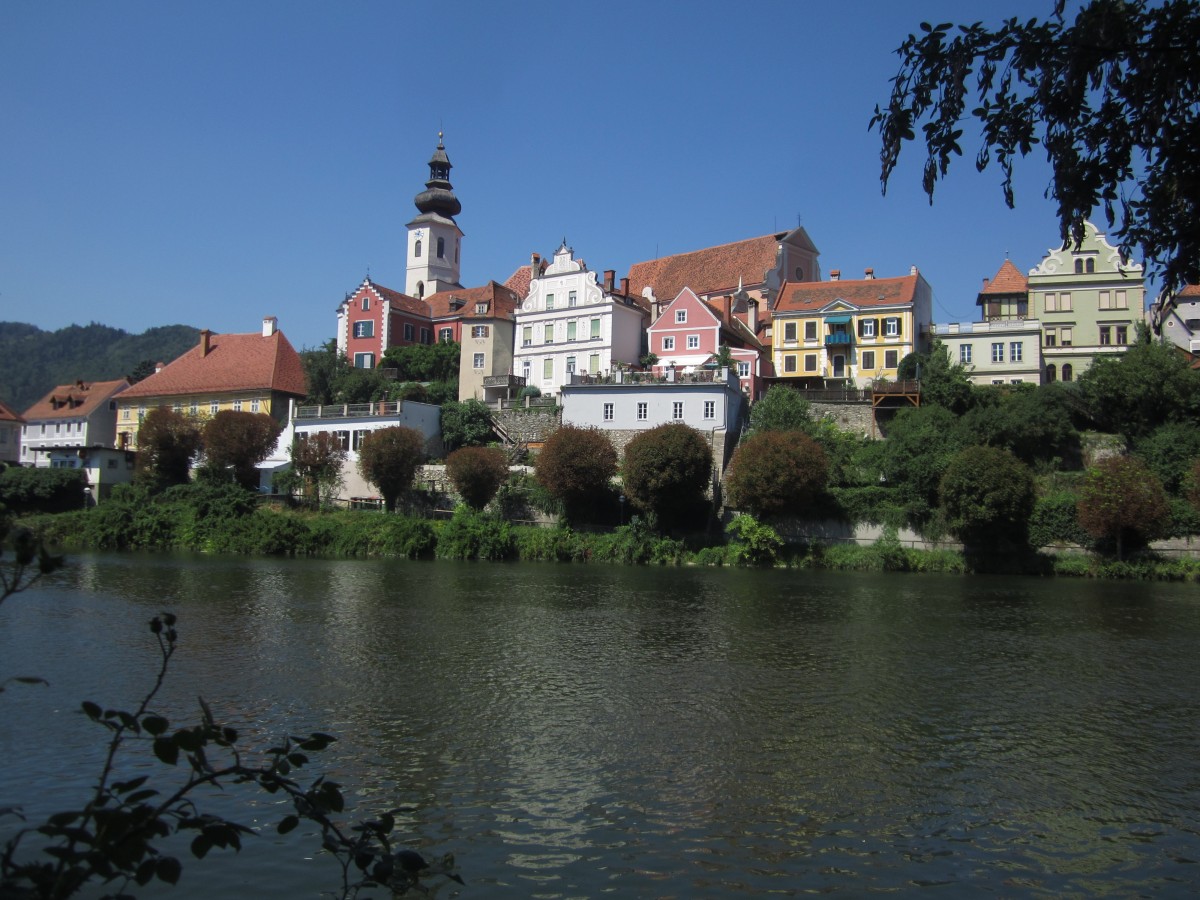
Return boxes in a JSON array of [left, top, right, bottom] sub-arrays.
[[413, 131, 461, 219]]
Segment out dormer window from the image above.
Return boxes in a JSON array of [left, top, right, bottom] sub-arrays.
[[475, 302, 487, 314]]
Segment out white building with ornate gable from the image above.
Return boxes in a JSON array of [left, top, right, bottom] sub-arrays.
[[510, 241, 649, 397]]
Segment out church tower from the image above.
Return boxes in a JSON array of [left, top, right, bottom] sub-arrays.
[[405, 133, 464, 298]]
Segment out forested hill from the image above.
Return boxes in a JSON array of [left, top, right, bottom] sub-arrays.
[[0, 321, 200, 412]]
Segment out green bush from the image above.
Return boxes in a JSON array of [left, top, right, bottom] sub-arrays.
[[725, 514, 782, 566], [512, 525, 589, 562], [0, 466, 88, 514], [436, 508, 515, 560], [1028, 490, 1091, 548]]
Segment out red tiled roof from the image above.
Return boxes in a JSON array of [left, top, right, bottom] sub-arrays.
[[120, 330, 307, 400], [702, 297, 764, 350], [22, 379, 129, 421], [626, 232, 784, 301], [503, 264, 537, 298], [361, 280, 428, 318], [978, 259, 1028, 297], [773, 274, 920, 313], [1, 399, 27, 423], [1178, 283, 1200, 298], [425, 282, 521, 320]]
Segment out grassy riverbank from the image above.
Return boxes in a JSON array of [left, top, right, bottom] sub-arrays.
[[16, 482, 1200, 582]]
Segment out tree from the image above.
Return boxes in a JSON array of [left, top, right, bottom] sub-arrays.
[[446, 446, 509, 510], [1074, 336, 1200, 440], [0, 466, 88, 514], [872, 0, 1200, 293], [534, 425, 618, 522], [1133, 423, 1200, 495], [1077, 455, 1171, 559], [622, 423, 712, 531], [725, 430, 828, 519], [957, 383, 1079, 468], [440, 400, 494, 453], [200, 411, 283, 490], [135, 407, 202, 491], [357, 427, 426, 512], [747, 385, 814, 434], [381, 341, 460, 384], [897, 339, 973, 414], [126, 359, 156, 384], [289, 432, 347, 508], [938, 445, 1037, 548], [878, 404, 968, 517]]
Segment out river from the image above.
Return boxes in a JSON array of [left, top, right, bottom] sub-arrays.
[[2, 553, 1199, 897]]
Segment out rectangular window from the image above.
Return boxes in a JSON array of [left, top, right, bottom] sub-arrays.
[[1116, 325, 1128, 344], [704, 400, 715, 419], [472, 324, 489, 338], [545, 293, 555, 310], [439, 327, 454, 342], [862, 350, 876, 369], [1099, 291, 1112, 310], [232, 399, 243, 412], [543, 358, 553, 380], [784, 322, 798, 341], [353, 352, 375, 368], [522, 325, 532, 346], [544, 323, 555, 343], [353, 320, 374, 338], [804, 321, 817, 341], [1061, 327, 1073, 346], [568, 290, 577, 307], [885, 317, 900, 337], [687, 335, 700, 349], [189, 402, 198, 416], [1115, 290, 1127, 309], [637, 402, 648, 421], [567, 321, 577, 341], [1045, 292, 1057, 312], [420, 328, 431, 344], [1099, 326, 1112, 345], [737, 361, 750, 377], [862, 319, 876, 338], [475, 302, 487, 315], [172, 402, 182, 413], [589, 353, 600, 373], [662, 336, 675, 351], [676, 309, 687, 323], [1044, 328, 1057, 347], [672, 401, 684, 420], [210, 402, 219, 415], [804, 354, 817, 372], [473, 352, 485, 369], [992, 342, 1004, 363], [352, 430, 368, 451], [1010, 342, 1023, 362], [784, 355, 797, 373], [603, 402, 614, 422], [251, 398, 261, 413], [884, 350, 898, 368], [590, 318, 601, 339], [122, 408, 130, 420], [107, 458, 117, 469], [404, 323, 414, 341], [1060, 292, 1072, 311], [566, 356, 576, 374], [960, 345, 973, 364]]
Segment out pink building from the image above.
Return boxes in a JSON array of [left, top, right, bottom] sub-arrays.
[[646, 288, 766, 398]]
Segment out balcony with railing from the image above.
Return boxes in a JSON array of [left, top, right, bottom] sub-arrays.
[[825, 331, 853, 346]]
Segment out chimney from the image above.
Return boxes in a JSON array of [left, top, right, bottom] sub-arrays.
[[199, 329, 212, 356], [531, 252, 541, 273], [620, 277, 629, 295], [155, 361, 165, 373], [865, 268, 875, 279], [911, 265, 918, 276], [745, 298, 758, 334], [830, 270, 841, 281], [604, 269, 616, 291], [723, 294, 733, 324], [983, 277, 989, 288], [262, 316, 278, 337]]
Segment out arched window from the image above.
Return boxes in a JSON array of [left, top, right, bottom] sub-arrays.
[[1046, 364, 1056, 382], [1086, 258, 1094, 273], [416, 281, 425, 299], [1075, 258, 1084, 274], [414, 239, 422, 258], [1062, 363, 1073, 382], [437, 237, 445, 259]]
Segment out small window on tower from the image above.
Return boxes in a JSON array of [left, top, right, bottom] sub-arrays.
[[437, 237, 445, 259], [414, 239, 422, 258]]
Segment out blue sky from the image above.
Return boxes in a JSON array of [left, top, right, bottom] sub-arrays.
[[2, 0, 1094, 353]]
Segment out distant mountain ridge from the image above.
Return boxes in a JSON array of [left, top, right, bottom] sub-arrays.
[[0, 321, 200, 412]]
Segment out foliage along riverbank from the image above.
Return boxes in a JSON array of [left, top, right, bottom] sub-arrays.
[[17, 482, 1200, 582]]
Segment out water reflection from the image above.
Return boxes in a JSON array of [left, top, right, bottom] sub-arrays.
[[2, 554, 1199, 896]]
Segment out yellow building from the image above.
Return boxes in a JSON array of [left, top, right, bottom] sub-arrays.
[[769, 268, 933, 387], [116, 318, 307, 448]]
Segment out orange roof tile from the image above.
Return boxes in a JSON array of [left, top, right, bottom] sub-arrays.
[[120, 329, 307, 400], [0, 399, 26, 423], [425, 282, 521, 320], [626, 233, 783, 301], [23, 379, 129, 422], [773, 274, 920, 314], [978, 259, 1028, 298], [360, 280, 428, 317], [503, 264, 537, 298]]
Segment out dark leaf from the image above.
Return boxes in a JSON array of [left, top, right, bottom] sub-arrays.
[[153, 737, 179, 766], [277, 815, 299, 835]]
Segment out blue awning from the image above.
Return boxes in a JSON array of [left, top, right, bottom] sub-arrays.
[[825, 315, 852, 324]]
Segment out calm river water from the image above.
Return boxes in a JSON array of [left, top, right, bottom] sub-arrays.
[[2, 553, 1199, 898]]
